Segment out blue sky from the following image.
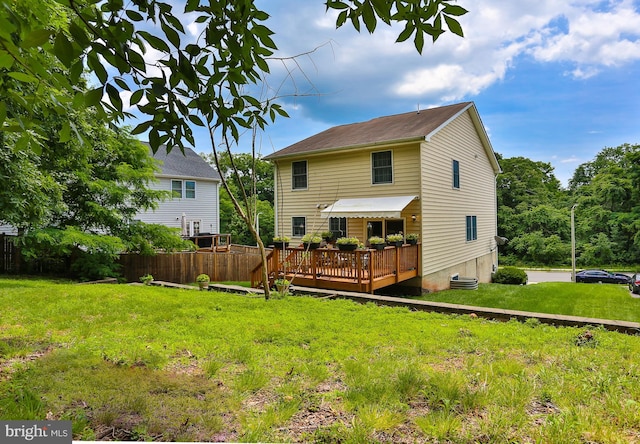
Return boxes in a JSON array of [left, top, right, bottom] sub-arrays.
[[125, 0, 640, 186]]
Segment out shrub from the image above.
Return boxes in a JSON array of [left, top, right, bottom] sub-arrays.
[[492, 267, 528, 285]]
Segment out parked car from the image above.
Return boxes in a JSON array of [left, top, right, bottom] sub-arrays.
[[575, 269, 630, 284], [629, 273, 640, 294]]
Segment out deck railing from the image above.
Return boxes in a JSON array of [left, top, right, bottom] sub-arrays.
[[251, 244, 420, 293]]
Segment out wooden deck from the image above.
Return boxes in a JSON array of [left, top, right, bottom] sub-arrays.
[[186, 234, 232, 252], [251, 244, 421, 293]]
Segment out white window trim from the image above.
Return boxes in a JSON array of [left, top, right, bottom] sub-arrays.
[[171, 179, 197, 199], [292, 216, 306, 237], [371, 150, 394, 185], [291, 160, 308, 191]]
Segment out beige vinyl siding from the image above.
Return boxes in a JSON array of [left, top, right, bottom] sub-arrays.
[[420, 110, 497, 275], [273, 144, 421, 242]]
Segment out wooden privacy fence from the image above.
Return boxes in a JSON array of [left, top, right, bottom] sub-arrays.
[[1, 234, 17, 273], [119, 246, 264, 284]]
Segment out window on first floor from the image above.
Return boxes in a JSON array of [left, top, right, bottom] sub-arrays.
[[466, 215, 477, 241], [329, 217, 347, 238], [292, 216, 306, 237], [372, 150, 393, 184]]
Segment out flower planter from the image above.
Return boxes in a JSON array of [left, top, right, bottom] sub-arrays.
[[338, 244, 358, 251], [303, 242, 321, 250], [273, 241, 289, 249], [407, 239, 418, 245], [370, 243, 386, 251], [198, 282, 209, 291], [387, 241, 403, 247]]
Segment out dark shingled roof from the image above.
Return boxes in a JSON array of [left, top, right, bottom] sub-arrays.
[[265, 102, 473, 159], [143, 142, 221, 180]]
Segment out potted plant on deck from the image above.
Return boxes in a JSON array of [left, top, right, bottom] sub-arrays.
[[321, 231, 335, 244], [368, 236, 386, 250], [336, 237, 360, 251], [196, 273, 210, 290], [272, 236, 290, 249], [386, 233, 404, 247], [301, 234, 322, 250], [406, 233, 419, 245]]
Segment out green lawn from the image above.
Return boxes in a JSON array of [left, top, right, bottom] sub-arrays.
[[413, 282, 640, 322], [1, 278, 639, 443]]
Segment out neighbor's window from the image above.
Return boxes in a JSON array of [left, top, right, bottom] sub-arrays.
[[171, 180, 183, 198], [453, 159, 460, 189], [185, 180, 196, 199], [466, 215, 477, 241], [292, 160, 308, 190], [329, 217, 347, 237], [292, 217, 306, 237], [372, 151, 393, 184]]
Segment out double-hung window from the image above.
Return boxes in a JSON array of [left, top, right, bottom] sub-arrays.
[[171, 180, 196, 199], [185, 180, 196, 199], [292, 217, 306, 237], [292, 161, 308, 190], [466, 216, 477, 241], [329, 217, 347, 238], [372, 151, 393, 184], [171, 180, 183, 198], [452, 160, 460, 189]]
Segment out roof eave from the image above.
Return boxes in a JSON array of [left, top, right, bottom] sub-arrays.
[[264, 135, 427, 161]]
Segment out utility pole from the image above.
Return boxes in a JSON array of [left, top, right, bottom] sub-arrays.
[[571, 204, 578, 282]]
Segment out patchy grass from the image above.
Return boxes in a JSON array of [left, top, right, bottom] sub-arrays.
[[1, 278, 640, 442], [413, 282, 640, 322]]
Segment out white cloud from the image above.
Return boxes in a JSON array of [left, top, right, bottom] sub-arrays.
[[560, 155, 581, 164], [265, 1, 640, 107]]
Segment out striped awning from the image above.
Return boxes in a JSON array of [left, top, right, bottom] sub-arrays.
[[320, 195, 418, 219]]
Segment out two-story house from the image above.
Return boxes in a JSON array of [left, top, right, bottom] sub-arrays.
[[264, 102, 501, 292], [136, 143, 222, 236]]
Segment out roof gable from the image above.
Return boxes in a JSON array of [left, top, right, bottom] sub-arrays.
[[265, 102, 473, 159], [143, 142, 221, 181]]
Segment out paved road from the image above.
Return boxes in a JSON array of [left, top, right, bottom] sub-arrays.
[[526, 270, 572, 283], [526, 270, 639, 298]]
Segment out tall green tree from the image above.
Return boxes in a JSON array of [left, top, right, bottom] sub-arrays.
[[496, 154, 570, 266], [571, 143, 640, 265], [1, 0, 467, 295]]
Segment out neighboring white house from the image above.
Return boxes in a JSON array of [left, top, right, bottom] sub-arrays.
[[137, 143, 221, 236], [0, 143, 222, 238]]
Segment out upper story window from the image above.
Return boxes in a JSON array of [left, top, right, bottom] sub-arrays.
[[452, 159, 460, 189], [171, 179, 196, 199], [372, 150, 393, 184], [466, 215, 477, 241], [185, 181, 196, 199], [292, 160, 308, 190], [292, 216, 306, 237], [171, 180, 183, 198]]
